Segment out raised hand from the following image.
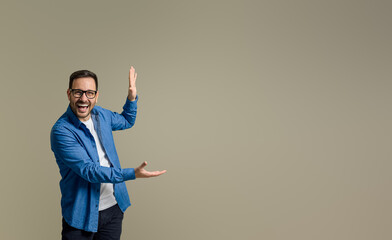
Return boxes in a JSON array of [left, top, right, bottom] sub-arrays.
[[128, 66, 137, 101], [135, 161, 167, 178]]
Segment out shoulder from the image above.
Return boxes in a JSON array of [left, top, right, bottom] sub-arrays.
[[92, 105, 114, 121], [51, 113, 68, 132], [93, 105, 113, 114], [92, 105, 105, 113], [50, 113, 75, 139]]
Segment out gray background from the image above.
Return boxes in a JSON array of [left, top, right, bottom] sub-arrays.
[[1, 0, 391, 239]]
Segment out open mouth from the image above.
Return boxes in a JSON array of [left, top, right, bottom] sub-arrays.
[[77, 104, 89, 113]]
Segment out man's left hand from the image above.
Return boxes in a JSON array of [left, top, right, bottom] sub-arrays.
[[135, 161, 167, 178]]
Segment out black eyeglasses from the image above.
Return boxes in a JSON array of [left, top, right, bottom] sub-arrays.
[[70, 89, 97, 99]]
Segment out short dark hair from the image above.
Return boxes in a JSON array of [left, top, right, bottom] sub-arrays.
[[69, 70, 98, 90]]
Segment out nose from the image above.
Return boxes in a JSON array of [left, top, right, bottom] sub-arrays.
[[80, 92, 88, 101]]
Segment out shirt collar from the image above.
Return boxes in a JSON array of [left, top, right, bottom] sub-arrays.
[[66, 105, 97, 128]]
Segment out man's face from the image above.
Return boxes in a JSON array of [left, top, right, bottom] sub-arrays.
[[67, 77, 99, 122]]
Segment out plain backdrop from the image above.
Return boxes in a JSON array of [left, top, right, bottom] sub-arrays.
[[1, 0, 391, 239]]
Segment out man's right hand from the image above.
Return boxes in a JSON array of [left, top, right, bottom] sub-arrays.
[[135, 161, 167, 178], [128, 66, 137, 101]]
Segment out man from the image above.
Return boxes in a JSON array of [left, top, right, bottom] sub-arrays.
[[51, 66, 166, 240]]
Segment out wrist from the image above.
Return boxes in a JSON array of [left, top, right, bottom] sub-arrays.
[[127, 95, 137, 101]]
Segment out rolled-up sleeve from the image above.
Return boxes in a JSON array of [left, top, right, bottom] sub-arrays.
[[110, 96, 138, 131]]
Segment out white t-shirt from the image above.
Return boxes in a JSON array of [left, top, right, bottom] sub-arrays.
[[82, 117, 117, 211]]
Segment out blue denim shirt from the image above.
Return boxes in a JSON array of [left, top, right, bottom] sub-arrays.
[[50, 96, 138, 232]]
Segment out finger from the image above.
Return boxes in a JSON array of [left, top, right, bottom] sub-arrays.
[[129, 67, 137, 89], [129, 69, 132, 86], [149, 170, 167, 177], [129, 66, 134, 83], [129, 66, 134, 77], [138, 161, 147, 169]]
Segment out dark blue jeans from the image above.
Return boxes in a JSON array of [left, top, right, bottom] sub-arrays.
[[62, 204, 124, 240]]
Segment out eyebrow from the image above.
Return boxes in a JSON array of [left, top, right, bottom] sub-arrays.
[[72, 89, 97, 91]]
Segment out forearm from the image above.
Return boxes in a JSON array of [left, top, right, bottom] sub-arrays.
[[77, 162, 135, 183], [51, 128, 136, 183], [108, 96, 138, 131], [121, 96, 138, 127]]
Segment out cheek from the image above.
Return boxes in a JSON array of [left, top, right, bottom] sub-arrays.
[[70, 98, 79, 106]]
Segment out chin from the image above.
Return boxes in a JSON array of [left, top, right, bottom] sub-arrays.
[[77, 112, 90, 120]]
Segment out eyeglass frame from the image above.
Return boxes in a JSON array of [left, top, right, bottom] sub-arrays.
[[70, 89, 98, 99]]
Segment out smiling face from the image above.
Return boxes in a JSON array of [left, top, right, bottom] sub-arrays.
[[67, 77, 99, 122]]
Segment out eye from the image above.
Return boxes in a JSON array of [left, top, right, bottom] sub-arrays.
[[86, 91, 96, 98], [73, 90, 83, 97]]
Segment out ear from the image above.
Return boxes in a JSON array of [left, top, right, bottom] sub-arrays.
[[95, 91, 99, 103], [67, 89, 71, 101]]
